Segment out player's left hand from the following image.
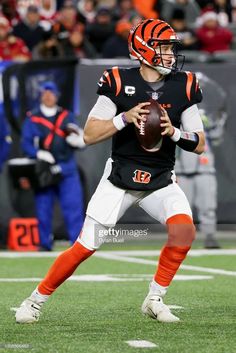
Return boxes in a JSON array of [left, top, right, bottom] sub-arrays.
[[160, 107, 175, 137]]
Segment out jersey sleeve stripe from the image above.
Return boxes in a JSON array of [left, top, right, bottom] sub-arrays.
[[185, 71, 194, 101], [104, 70, 111, 87], [112, 66, 122, 96]]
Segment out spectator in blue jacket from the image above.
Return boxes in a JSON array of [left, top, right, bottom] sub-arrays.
[[21, 81, 85, 251]]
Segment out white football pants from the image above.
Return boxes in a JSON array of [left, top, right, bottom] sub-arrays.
[[78, 158, 192, 250]]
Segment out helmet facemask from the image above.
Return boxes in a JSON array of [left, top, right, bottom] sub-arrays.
[[147, 40, 184, 75]]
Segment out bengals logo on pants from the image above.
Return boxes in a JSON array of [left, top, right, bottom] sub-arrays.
[[133, 169, 151, 184]]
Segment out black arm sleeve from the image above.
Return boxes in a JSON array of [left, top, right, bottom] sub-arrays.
[[176, 131, 199, 152]]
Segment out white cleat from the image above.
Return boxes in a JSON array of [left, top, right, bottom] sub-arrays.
[[15, 298, 42, 324], [141, 294, 180, 323]]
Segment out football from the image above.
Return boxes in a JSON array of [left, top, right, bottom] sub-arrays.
[[136, 98, 163, 152]]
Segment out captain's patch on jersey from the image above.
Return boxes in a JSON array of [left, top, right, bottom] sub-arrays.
[[124, 85, 135, 96]]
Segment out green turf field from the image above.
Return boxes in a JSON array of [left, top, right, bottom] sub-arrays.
[[1, 244, 236, 353]]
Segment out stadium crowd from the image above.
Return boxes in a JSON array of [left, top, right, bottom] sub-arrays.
[[0, 0, 236, 61]]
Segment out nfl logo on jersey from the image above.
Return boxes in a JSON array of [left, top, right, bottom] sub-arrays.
[[147, 91, 163, 100], [151, 92, 159, 100]]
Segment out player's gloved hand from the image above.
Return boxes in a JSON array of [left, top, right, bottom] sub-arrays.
[[65, 132, 86, 148], [36, 150, 55, 164]]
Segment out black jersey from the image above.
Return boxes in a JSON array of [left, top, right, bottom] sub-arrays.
[[97, 66, 202, 191]]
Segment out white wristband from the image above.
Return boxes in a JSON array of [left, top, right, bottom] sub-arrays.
[[170, 127, 181, 142], [113, 113, 126, 131]]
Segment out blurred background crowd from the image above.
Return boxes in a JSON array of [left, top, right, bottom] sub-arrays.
[[0, 0, 236, 61]]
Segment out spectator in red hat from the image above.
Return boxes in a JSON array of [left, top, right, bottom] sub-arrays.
[[102, 20, 132, 58], [0, 16, 31, 61], [196, 10, 233, 53]]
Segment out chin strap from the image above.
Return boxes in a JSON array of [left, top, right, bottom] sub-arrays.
[[156, 65, 172, 76]]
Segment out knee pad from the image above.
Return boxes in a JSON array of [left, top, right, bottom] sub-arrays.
[[166, 214, 196, 247]]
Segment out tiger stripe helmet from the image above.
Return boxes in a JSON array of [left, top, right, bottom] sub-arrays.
[[128, 19, 183, 75]]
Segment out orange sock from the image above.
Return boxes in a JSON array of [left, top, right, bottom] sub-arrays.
[[38, 241, 95, 295], [154, 214, 195, 287]]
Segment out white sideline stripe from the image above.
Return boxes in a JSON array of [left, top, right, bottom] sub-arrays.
[[95, 253, 236, 277], [126, 340, 157, 348], [1, 249, 236, 258], [69, 274, 213, 281], [0, 274, 213, 283], [181, 264, 236, 276], [0, 250, 235, 276], [96, 252, 163, 265], [0, 252, 62, 258], [0, 278, 42, 282], [100, 249, 236, 257]]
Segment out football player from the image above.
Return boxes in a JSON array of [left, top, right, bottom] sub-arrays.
[[15, 19, 205, 324]]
